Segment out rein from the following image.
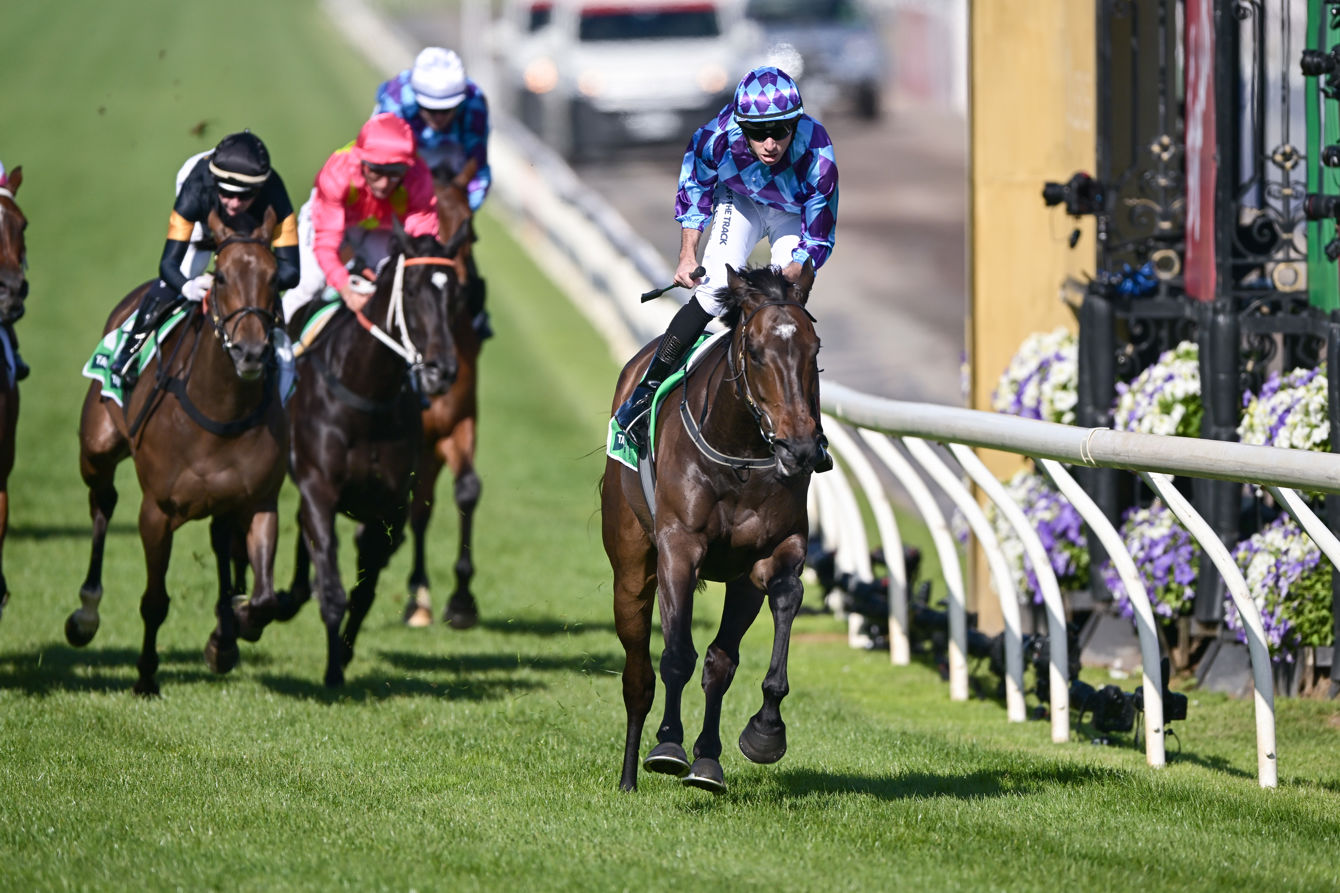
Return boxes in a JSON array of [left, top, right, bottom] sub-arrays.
[[679, 300, 816, 471]]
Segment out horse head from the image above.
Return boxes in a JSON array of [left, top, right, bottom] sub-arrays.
[[0, 166, 28, 324], [432, 157, 478, 286], [720, 261, 822, 479], [373, 218, 459, 398], [206, 207, 279, 381]]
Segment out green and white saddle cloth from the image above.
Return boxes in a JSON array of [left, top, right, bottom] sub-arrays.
[[81, 307, 192, 407], [606, 330, 727, 471]]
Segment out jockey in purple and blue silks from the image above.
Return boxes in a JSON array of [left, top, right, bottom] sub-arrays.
[[373, 46, 495, 339], [614, 65, 839, 470], [374, 47, 492, 212]]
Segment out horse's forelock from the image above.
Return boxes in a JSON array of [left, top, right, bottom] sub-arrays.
[[719, 265, 791, 328]]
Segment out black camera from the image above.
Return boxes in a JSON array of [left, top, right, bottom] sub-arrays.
[[1301, 45, 1340, 97], [1041, 171, 1104, 217], [1071, 680, 1137, 734], [1133, 656, 1189, 723], [1304, 192, 1340, 221], [1322, 145, 1340, 167]]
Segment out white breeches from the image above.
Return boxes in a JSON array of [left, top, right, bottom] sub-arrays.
[[282, 189, 395, 322], [692, 187, 802, 316]]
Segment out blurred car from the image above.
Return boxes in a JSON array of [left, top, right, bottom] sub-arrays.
[[744, 0, 887, 120], [498, 0, 763, 161]]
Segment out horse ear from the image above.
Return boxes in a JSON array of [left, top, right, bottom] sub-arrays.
[[391, 215, 410, 253], [7, 166, 21, 194], [251, 206, 277, 243], [207, 208, 230, 246], [725, 264, 745, 293], [441, 218, 471, 258], [791, 259, 815, 305]]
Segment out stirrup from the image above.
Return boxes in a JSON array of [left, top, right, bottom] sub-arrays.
[[615, 384, 657, 450], [472, 310, 493, 341]]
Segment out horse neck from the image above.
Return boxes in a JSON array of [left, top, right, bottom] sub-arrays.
[[329, 287, 408, 397], [697, 333, 773, 454]]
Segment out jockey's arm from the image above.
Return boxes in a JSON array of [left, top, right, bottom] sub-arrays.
[[675, 229, 704, 288]]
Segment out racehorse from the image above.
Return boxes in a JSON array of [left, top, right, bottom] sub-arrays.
[[0, 166, 27, 620], [236, 221, 464, 687], [403, 158, 485, 629], [601, 262, 823, 792], [69, 208, 286, 696]]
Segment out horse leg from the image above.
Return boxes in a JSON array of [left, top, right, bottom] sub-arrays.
[[739, 569, 806, 765], [133, 501, 175, 697], [404, 454, 443, 627], [682, 577, 766, 793], [342, 516, 403, 667], [646, 537, 705, 777], [69, 387, 127, 646], [442, 420, 480, 630], [0, 489, 9, 620], [204, 516, 240, 675], [235, 500, 308, 640], [301, 490, 347, 687], [614, 559, 657, 791]]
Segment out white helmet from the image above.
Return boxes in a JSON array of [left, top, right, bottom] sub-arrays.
[[411, 47, 467, 110]]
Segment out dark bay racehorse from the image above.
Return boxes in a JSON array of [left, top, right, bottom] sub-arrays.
[[0, 166, 27, 619], [403, 158, 484, 629], [70, 209, 286, 695], [237, 223, 463, 686], [602, 263, 823, 792]]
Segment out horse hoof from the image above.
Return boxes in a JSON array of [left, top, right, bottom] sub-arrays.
[[234, 605, 264, 643], [133, 678, 160, 698], [204, 634, 239, 675], [324, 666, 344, 687], [443, 595, 478, 630], [739, 718, 787, 765], [275, 588, 310, 622], [681, 757, 727, 793], [643, 741, 690, 776], [403, 587, 433, 628], [64, 613, 98, 647]]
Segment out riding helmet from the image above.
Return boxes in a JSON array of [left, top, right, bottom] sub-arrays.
[[210, 131, 271, 193], [355, 113, 418, 167], [410, 47, 468, 110], [731, 66, 804, 124]]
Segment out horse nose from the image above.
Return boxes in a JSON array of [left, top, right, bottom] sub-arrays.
[[228, 341, 269, 380], [417, 361, 456, 397], [773, 436, 819, 478]]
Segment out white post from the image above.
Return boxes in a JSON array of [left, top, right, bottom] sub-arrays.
[[904, 437, 1026, 721], [1141, 472, 1276, 788]]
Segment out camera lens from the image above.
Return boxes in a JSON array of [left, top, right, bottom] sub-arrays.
[[1304, 192, 1340, 220], [1302, 48, 1338, 76], [1324, 145, 1340, 168], [1041, 182, 1068, 207]]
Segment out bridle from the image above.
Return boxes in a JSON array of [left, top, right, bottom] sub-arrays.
[[678, 300, 817, 471], [0, 188, 29, 299], [202, 233, 278, 353], [351, 254, 458, 367]]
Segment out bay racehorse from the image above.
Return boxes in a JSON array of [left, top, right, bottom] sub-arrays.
[[602, 263, 823, 792], [69, 208, 286, 695], [237, 221, 464, 686], [0, 166, 27, 620], [403, 158, 484, 628]]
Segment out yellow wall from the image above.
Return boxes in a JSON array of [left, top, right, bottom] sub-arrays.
[[968, 0, 1095, 630]]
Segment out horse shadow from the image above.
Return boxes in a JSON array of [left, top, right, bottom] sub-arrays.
[[378, 647, 623, 677], [476, 615, 617, 638], [0, 644, 265, 695]]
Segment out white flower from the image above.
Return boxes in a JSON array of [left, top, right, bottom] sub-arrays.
[[993, 328, 1079, 425]]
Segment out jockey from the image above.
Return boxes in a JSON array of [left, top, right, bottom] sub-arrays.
[[613, 66, 839, 470], [0, 161, 27, 381], [114, 130, 300, 387], [283, 113, 439, 322], [374, 47, 493, 340]]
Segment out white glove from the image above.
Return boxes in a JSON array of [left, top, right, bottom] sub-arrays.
[[182, 273, 214, 303]]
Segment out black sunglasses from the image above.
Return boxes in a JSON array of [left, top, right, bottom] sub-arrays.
[[740, 120, 795, 142], [218, 186, 259, 201], [363, 162, 409, 178]]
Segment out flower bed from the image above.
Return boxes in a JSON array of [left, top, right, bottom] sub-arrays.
[[1228, 514, 1335, 662], [1237, 365, 1329, 451], [988, 468, 1089, 604], [1098, 501, 1198, 623], [1112, 340, 1202, 436], [991, 328, 1078, 424]]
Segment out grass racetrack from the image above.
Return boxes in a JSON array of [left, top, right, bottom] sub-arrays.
[[2, 2, 1340, 891]]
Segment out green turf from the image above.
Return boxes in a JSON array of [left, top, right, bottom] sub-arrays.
[[1, 2, 1339, 891]]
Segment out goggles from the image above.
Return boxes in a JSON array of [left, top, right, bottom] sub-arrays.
[[217, 183, 260, 201], [739, 120, 796, 143], [363, 161, 410, 179]]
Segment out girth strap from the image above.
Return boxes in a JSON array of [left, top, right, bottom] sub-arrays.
[[162, 367, 275, 437]]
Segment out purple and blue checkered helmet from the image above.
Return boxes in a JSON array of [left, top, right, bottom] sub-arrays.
[[732, 66, 804, 124]]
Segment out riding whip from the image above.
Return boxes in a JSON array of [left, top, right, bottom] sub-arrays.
[[640, 266, 705, 302]]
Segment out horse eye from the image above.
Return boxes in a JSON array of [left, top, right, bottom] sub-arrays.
[[431, 271, 448, 291]]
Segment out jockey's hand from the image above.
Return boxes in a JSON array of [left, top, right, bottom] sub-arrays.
[[181, 273, 213, 303], [674, 259, 705, 289], [338, 281, 371, 314], [780, 261, 804, 283]]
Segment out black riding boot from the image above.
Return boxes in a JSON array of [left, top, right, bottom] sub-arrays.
[[466, 264, 491, 341], [614, 296, 714, 450], [114, 280, 176, 389]]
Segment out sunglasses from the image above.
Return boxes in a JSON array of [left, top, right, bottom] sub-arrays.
[[363, 162, 409, 178], [740, 121, 795, 142], [218, 187, 259, 202]]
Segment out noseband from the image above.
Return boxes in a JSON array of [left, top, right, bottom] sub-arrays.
[[203, 233, 278, 352], [352, 254, 458, 370]]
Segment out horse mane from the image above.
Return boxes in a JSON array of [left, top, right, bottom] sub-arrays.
[[714, 265, 792, 329]]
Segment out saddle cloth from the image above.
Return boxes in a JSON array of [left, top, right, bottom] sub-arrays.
[[82, 307, 295, 408], [606, 329, 727, 472]]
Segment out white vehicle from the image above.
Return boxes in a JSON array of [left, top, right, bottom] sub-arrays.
[[498, 0, 763, 161]]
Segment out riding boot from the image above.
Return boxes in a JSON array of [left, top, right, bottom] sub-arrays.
[[114, 280, 175, 389], [614, 296, 714, 450], [5, 324, 27, 381], [468, 275, 492, 341]]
